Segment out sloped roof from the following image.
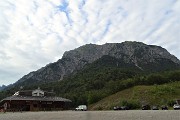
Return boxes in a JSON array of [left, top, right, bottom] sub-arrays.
[[15, 89, 55, 96], [1, 95, 72, 103]]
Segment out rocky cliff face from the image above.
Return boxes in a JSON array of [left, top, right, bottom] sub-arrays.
[[14, 41, 180, 86]]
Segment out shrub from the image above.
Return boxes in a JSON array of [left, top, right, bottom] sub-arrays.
[[120, 99, 140, 109], [167, 100, 176, 107]]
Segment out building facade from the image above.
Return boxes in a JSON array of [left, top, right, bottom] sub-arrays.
[[0, 88, 71, 111]]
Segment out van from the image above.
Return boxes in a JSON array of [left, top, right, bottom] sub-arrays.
[[75, 105, 87, 111]]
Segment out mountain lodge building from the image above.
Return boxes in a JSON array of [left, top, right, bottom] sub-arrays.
[[0, 88, 71, 111]]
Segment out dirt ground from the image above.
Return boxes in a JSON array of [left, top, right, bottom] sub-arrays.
[[0, 110, 180, 120]]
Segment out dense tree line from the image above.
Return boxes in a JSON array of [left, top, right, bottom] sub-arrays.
[[54, 69, 180, 106], [1, 62, 180, 107]]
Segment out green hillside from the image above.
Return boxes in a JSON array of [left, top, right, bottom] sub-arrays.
[[2, 67, 180, 108], [90, 81, 180, 110], [1, 55, 180, 108]]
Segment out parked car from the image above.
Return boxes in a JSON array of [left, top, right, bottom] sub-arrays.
[[142, 105, 151, 110], [161, 105, 168, 110], [120, 106, 129, 110], [113, 106, 121, 110], [75, 105, 87, 111], [152, 106, 159, 110], [173, 104, 180, 110]]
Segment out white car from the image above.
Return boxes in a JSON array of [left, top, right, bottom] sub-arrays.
[[173, 104, 180, 110], [75, 105, 87, 111]]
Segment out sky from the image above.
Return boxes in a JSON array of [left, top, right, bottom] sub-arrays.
[[0, 0, 180, 86]]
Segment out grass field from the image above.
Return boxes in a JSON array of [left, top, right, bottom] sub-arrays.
[[90, 81, 180, 110]]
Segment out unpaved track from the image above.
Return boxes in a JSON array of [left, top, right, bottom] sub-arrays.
[[0, 110, 180, 120]]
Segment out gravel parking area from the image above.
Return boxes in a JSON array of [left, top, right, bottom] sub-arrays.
[[0, 110, 180, 120]]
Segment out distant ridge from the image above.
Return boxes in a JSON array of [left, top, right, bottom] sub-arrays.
[[8, 41, 180, 88], [0, 85, 6, 91]]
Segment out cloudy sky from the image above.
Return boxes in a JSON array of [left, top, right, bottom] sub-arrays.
[[0, 0, 180, 86]]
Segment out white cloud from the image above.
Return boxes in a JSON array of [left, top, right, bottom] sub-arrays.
[[0, 0, 180, 85]]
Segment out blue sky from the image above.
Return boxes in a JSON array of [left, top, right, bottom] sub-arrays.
[[0, 0, 180, 86]]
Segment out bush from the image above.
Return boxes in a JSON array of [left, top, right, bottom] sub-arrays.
[[97, 106, 103, 110], [120, 99, 140, 109], [146, 74, 167, 85], [167, 100, 176, 107], [87, 91, 104, 104], [151, 85, 176, 96]]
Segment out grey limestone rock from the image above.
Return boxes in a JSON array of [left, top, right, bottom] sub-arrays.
[[14, 41, 180, 86]]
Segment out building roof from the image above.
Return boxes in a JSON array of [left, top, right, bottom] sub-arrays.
[[0, 88, 72, 105], [14, 88, 55, 97], [1, 95, 72, 102]]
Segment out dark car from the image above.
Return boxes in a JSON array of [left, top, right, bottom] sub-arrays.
[[113, 106, 121, 110], [152, 106, 159, 110], [161, 105, 168, 110], [142, 105, 151, 110], [121, 106, 129, 110]]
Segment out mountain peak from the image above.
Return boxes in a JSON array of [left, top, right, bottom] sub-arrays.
[[12, 41, 180, 88]]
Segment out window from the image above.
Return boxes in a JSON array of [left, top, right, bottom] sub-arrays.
[[32, 89, 44, 96]]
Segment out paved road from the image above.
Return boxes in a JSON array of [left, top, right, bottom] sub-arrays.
[[0, 110, 180, 120]]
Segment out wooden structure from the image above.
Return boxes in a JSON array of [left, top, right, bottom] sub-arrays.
[[0, 88, 71, 111]]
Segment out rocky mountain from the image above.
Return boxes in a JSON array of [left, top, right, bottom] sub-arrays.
[[12, 41, 180, 87], [0, 85, 6, 91]]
